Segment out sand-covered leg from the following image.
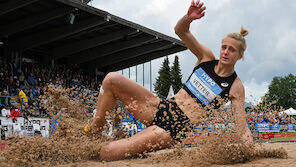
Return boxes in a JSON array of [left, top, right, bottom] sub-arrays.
[[100, 125, 174, 161]]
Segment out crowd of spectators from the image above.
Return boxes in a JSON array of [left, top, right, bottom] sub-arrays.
[[0, 57, 101, 118], [246, 110, 296, 126], [1, 57, 295, 128]]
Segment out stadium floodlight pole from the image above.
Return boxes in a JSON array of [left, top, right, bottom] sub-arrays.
[[143, 63, 144, 86], [136, 65, 138, 82], [136, 65, 137, 82], [150, 61, 152, 92]]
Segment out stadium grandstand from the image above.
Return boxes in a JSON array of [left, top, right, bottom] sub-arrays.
[[0, 0, 186, 73], [0, 0, 187, 138]]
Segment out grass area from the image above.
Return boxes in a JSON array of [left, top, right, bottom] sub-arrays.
[[257, 132, 296, 143], [272, 137, 296, 141]]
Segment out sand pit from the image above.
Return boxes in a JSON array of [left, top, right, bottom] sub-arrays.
[[58, 142, 294, 167], [0, 85, 292, 167]]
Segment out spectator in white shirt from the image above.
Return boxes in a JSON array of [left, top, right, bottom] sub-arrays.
[[1, 104, 11, 118], [93, 109, 97, 118]]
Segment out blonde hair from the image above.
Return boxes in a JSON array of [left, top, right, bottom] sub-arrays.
[[223, 26, 248, 56]]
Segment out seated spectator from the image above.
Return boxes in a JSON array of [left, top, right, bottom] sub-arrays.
[[0, 90, 10, 107], [10, 108, 21, 120], [29, 102, 40, 117], [23, 79, 31, 90], [27, 89, 35, 105], [38, 102, 48, 117], [22, 103, 32, 119], [27, 72, 35, 86], [17, 67, 22, 75], [0, 72, 5, 90], [93, 108, 97, 118], [5, 76, 13, 88], [17, 88, 28, 105], [19, 72, 25, 87], [32, 85, 40, 97], [1, 104, 11, 118]]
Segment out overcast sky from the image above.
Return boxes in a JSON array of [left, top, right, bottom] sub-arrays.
[[90, 0, 296, 103]]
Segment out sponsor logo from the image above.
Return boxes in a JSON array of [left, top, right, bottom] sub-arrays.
[[221, 82, 229, 87], [201, 73, 216, 86]]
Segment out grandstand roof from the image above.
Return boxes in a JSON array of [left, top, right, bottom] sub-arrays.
[[0, 0, 187, 73]]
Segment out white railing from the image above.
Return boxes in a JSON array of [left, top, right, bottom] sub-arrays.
[[0, 117, 50, 140]]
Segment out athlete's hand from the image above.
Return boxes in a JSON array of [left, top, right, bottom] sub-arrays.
[[187, 0, 206, 20], [82, 124, 91, 135]]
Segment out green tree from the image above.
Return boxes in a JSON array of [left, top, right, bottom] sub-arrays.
[[154, 57, 171, 98], [263, 74, 296, 109], [170, 56, 183, 93]]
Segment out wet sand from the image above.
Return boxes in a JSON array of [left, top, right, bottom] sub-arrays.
[[59, 142, 295, 167]]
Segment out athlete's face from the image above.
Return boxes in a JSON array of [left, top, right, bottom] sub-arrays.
[[220, 37, 242, 65]]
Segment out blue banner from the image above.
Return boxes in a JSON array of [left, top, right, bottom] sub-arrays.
[[255, 123, 280, 132], [269, 123, 279, 132], [207, 124, 214, 133], [287, 123, 295, 132], [256, 123, 270, 132]]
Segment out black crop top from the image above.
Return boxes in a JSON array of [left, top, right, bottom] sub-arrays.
[[183, 60, 237, 108]]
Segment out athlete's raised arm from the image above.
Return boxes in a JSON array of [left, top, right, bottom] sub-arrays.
[[175, 0, 215, 64]]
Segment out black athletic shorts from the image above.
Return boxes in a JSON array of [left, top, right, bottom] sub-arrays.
[[152, 98, 193, 142]]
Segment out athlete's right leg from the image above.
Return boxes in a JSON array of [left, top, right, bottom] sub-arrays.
[[100, 125, 174, 161], [90, 72, 160, 133]]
